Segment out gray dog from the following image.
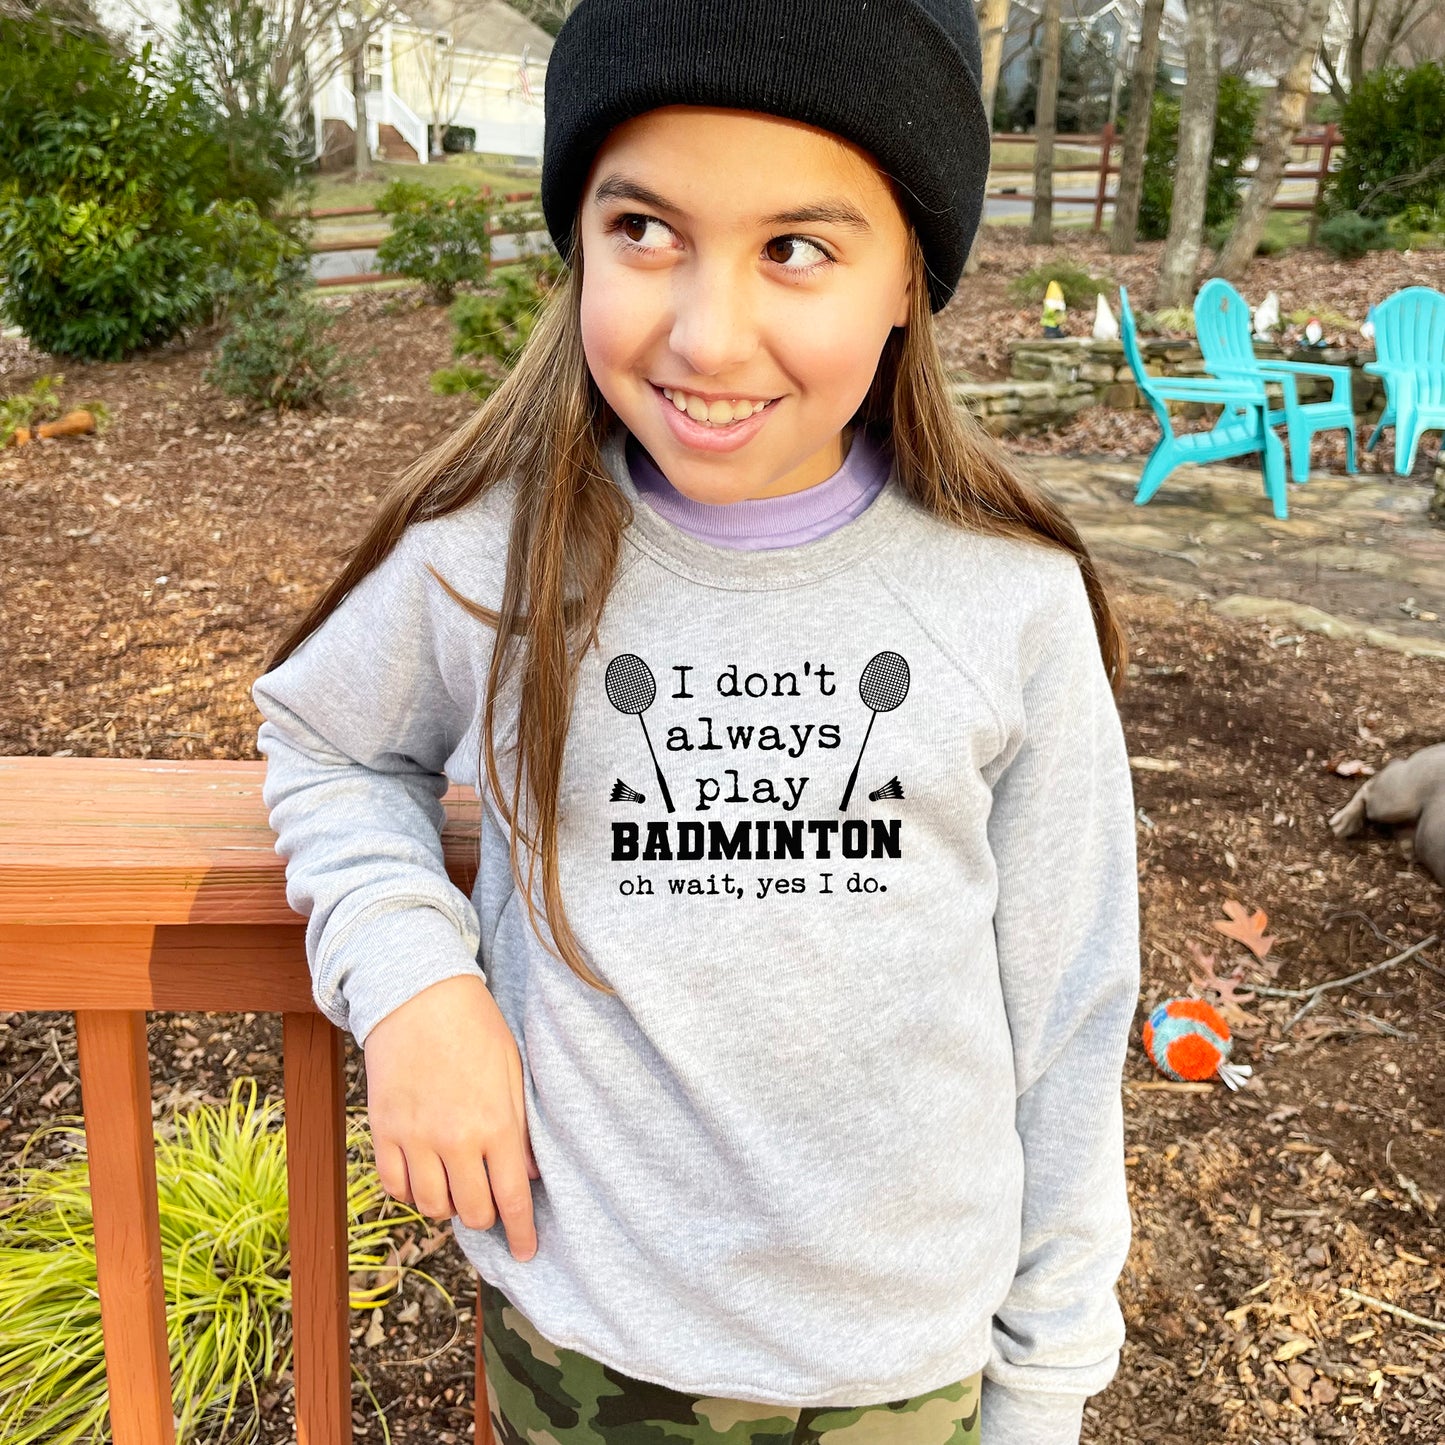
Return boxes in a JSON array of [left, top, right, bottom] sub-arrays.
[[1329, 743, 1445, 886]]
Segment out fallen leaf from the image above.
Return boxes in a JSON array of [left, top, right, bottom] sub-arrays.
[[1212, 901, 1275, 960]]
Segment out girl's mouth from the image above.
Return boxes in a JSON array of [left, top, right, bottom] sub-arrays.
[[650, 383, 781, 453]]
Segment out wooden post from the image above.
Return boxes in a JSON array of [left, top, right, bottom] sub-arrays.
[[1093, 121, 1115, 232], [284, 1011, 354, 1445], [1308, 122, 1337, 245], [75, 1009, 178, 1445], [475, 1275, 495, 1444]]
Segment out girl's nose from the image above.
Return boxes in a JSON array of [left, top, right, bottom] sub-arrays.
[[667, 263, 758, 377]]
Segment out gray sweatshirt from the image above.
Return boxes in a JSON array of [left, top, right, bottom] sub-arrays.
[[252, 422, 1140, 1444]]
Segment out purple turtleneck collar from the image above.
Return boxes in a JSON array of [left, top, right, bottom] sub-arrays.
[[624, 426, 893, 550]]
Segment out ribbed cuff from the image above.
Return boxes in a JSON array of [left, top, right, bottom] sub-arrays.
[[980, 1379, 1087, 1445], [318, 904, 487, 1048]]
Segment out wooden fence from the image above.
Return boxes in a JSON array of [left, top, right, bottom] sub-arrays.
[[308, 186, 543, 289], [0, 756, 497, 1445], [986, 122, 1342, 234]]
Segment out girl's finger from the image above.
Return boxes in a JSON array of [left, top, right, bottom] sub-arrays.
[[405, 1149, 457, 1222], [374, 1139, 414, 1206], [483, 1142, 538, 1262], [444, 1147, 501, 1232]]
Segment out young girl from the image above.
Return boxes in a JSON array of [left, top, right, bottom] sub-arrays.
[[253, 3, 1141, 1442]]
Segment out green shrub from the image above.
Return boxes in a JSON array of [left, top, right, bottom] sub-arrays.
[[0, 20, 226, 359], [1316, 211, 1393, 260], [1327, 61, 1445, 220], [0, 1078, 446, 1445], [0, 6, 300, 360], [433, 248, 563, 400], [1139, 73, 1259, 242], [204, 289, 358, 412], [375, 179, 493, 304], [1006, 260, 1109, 310], [198, 196, 313, 327]]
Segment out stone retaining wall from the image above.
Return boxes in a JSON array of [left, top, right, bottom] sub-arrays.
[[953, 336, 1389, 437]]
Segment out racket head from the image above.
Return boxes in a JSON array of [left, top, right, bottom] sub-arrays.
[[605, 653, 657, 714], [858, 651, 909, 713]]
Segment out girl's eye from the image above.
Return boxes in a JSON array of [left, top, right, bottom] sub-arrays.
[[763, 236, 834, 274], [606, 214, 835, 277], [610, 214, 677, 252]]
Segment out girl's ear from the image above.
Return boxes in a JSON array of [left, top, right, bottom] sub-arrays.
[[892, 276, 912, 330]]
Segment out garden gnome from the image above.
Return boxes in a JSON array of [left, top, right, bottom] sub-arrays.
[[1041, 280, 1067, 338], [1252, 290, 1280, 341], [1092, 292, 1119, 342], [1304, 317, 1324, 348]]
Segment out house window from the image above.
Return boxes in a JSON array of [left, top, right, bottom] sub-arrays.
[[366, 40, 383, 92]]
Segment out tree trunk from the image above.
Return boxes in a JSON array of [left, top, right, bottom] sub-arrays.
[[1030, 0, 1064, 245], [963, 0, 1012, 276], [978, 0, 1010, 123], [1154, 0, 1219, 310], [1109, 0, 1166, 254], [1215, 0, 1330, 280], [350, 33, 371, 175]]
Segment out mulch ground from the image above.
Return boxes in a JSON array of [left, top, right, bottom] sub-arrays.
[[1, 238, 1442, 1444]]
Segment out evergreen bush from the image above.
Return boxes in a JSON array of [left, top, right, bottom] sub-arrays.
[[375, 179, 493, 304], [1327, 61, 1445, 221], [204, 289, 358, 412], [1316, 210, 1394, 260], [1138, 73, 1259, 242]]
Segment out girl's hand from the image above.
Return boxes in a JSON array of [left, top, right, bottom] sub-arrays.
[[363, 973, 540, 1262]]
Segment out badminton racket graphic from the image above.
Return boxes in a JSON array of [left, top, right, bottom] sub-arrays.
[[838, 650, 910, 810], [605, 653, 675, 813]]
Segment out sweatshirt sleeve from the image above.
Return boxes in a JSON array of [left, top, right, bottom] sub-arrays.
[[979, 557, 1140, 1445], [251, 526, 492, 1049]]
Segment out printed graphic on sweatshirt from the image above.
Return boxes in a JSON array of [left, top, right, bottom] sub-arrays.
[[603, 650, 908, 901]]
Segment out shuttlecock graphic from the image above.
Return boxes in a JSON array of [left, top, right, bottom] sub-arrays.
[[610, 778, 646, 803], [868, 776, 905, 802]]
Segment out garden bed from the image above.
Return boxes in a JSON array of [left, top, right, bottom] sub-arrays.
[[1, 276, 1443, 1445]]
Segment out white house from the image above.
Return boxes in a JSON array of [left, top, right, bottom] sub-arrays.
[[318, 0, 553, 167], [92, 0, 552, 168]]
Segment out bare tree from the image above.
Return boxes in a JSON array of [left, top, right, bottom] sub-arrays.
[[1154, 0, 1219, 309], [1109, 0, 1166, 254], [102, 0, 369, 157], [393, 1, 467, 157], [962, 0, 1011, 276], [1317, 0, 1437, 105], [1215, 0, 1330, 280], [1029, 0, 1064, 245]]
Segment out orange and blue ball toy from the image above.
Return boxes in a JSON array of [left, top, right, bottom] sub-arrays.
[[1143, 997, 1252, 1089]]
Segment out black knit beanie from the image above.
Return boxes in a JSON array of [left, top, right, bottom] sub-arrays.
[[540, 0, 989, 313]]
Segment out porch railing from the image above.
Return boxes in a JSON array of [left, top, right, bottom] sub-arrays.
[[0, 755, 494, 1445]]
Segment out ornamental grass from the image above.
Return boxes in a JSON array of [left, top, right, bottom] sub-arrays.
[[0, 1076, 450, 1444]]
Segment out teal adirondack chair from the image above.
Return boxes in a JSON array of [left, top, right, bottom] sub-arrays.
[[1193, 277, 1357, 484], [1119, 285, 1289, 519], [1363, 286, 1445, 475]]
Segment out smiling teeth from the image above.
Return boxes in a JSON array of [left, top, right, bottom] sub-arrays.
[[661, 388, 771, 424]]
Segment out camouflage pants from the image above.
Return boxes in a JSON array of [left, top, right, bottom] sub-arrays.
[[478, 1275, 982, 1444]]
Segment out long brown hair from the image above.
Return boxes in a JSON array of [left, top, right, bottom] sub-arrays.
[[263, 224, 1129, 993]]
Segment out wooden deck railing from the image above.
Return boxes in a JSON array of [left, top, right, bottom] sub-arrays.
[[0, 755, 494, 1445]]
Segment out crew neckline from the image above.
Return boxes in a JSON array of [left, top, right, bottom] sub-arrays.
[[602, 423, 911, 591], [626, 426, 890, 549]]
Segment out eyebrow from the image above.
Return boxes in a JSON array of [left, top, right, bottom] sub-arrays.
[[590, 173, 873, 232]]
